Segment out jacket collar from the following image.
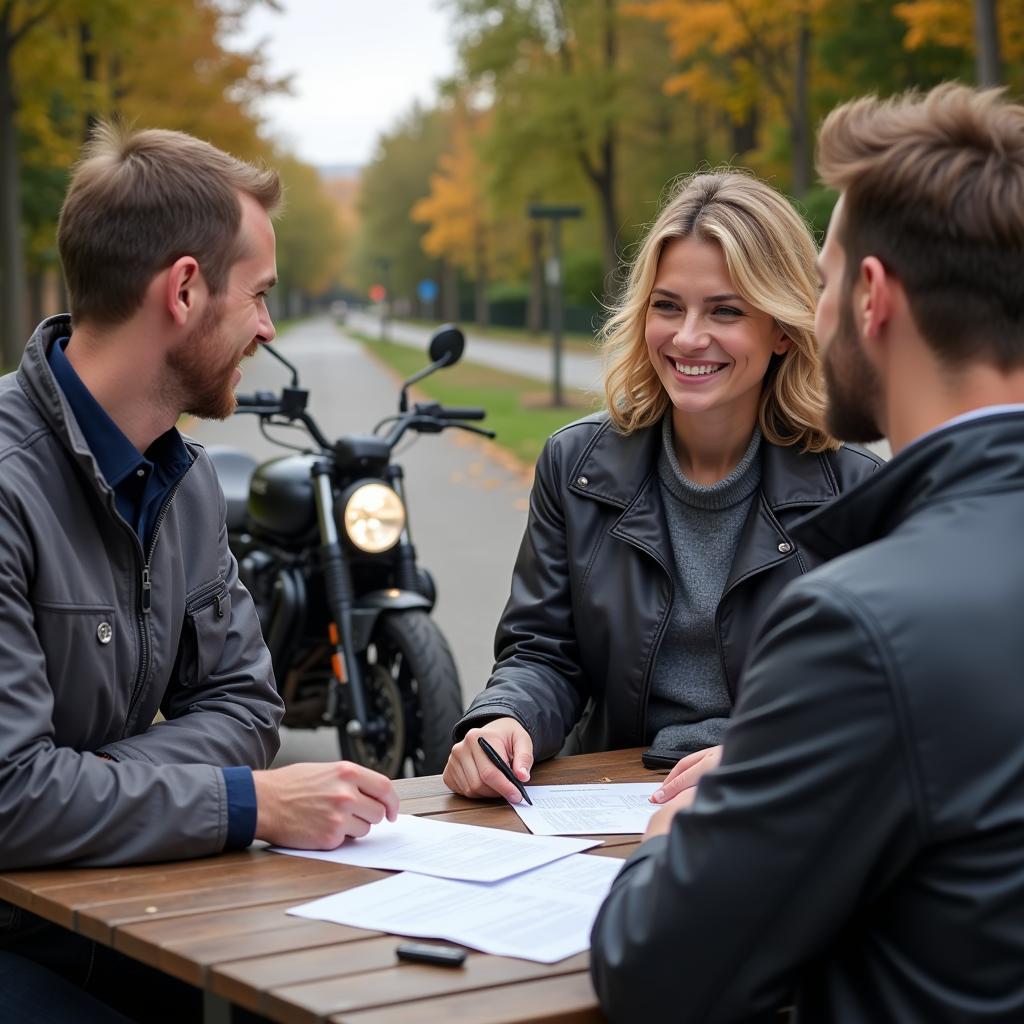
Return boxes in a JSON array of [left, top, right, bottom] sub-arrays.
[[793, 411, 1024, 559], [566, 417, 847, 582], [567, 416, 841, 512], [17, 316, 198, 509], [567, 418, 661, 508], [18, 315, 94, 458]]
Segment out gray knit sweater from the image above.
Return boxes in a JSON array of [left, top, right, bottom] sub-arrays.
[[647, 415, 763, 752]]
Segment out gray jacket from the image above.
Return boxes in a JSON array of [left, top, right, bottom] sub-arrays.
[[0, 316, 283, 868]]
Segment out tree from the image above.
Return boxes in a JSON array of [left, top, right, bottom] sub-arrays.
[[629, 0, 827, 195], [895, 0, 1019, 86], [1, 0, 60, 367], [447, 0, 625, 288], [352, 103, 451, 308], [2, 0, 285, 367], [412, 103, 494, 326], [273, 155, 347, 315]]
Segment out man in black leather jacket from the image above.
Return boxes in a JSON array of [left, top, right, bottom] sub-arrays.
[[590, 83, 1024, 1023]]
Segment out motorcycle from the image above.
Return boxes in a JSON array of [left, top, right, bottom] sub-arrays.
[[209, 324, 493, 777]]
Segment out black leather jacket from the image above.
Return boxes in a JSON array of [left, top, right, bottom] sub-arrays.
[[591, 411, 1024, 1023], [455, 414, 881, 759]]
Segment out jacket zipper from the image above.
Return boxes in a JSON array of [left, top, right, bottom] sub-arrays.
[[637, 573, 674, 745], [186, 578, 227, 617], [121, 471, 191, 736]]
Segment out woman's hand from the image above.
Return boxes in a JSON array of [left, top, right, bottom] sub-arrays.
[[645, 785, 697, 839], [649, 745, 722, 804], [443, 718, 535, 802]]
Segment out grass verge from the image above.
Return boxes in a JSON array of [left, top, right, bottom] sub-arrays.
[[349, 332, 602, 468]]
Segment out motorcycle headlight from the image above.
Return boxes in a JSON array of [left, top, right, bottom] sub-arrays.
[[342, 482, 405, 553]]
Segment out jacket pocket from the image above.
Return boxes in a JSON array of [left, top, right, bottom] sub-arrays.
[[33, 602, 120, 735], [177, 578, 232, 687]]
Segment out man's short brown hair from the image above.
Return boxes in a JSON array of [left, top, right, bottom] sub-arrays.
[[58, 122, 281, 326], [817, 83, 1024, 369]]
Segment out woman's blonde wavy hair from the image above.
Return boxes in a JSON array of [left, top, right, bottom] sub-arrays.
[[602, 169, 838, 452]]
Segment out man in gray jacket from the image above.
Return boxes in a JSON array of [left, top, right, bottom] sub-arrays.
[[0, 123, 398, 1021], [591, 85, 1024, 1021]]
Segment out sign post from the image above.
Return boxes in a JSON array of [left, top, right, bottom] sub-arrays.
[[527, 204, 582, 406], [373, 258, 392, 340], [368, 283, 387, 340], [417, 278, 438, 318]]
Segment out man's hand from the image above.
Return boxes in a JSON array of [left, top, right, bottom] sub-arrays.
[[443, 718, 534, 802], [644, 785, 697, 839], [252, 761, 399, 849], [649, 745, 722, 804]]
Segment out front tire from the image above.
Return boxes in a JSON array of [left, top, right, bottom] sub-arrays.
[[340, 610, 463, 777]]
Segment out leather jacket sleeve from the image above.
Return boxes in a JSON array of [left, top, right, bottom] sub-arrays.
[[455, 433, 589, 760], [590, 577, 924, 1023]]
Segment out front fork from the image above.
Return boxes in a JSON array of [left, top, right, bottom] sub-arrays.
[[310, 462, 376, 739], [385, 464, 422, 594]]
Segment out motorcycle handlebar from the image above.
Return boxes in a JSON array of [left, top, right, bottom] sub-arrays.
[[436, 406, 486, 421], [234, 391, 277, 409], [234, 390, 488, 452]]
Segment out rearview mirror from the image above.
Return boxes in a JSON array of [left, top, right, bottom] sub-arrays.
[[428, 324, 465, 367]]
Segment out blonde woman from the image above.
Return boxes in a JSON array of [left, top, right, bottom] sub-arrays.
[[444, 170, 882, 804]]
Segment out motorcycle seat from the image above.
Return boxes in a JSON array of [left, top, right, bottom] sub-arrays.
[[205, 445, 257, 532]]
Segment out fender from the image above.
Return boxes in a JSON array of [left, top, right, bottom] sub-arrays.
[[349, 589, 433, 652]]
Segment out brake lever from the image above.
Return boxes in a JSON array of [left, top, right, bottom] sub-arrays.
[[451, 424, 497, 439]]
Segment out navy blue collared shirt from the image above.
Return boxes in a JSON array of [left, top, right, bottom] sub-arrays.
[[48, 337, 257, 850]]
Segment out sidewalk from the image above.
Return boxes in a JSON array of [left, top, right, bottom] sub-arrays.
[[345, 309, 604, 394]]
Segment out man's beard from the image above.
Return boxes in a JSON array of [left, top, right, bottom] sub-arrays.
[[166, 300, 245, 421], [822, 290, 885, 443]]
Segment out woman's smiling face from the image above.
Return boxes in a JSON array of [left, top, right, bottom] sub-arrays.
[[645, 234, 790, 429]]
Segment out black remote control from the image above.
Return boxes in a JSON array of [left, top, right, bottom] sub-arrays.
[[395, 941, 468, 967]]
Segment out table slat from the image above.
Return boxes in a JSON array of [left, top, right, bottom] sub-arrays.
[[330, 971, 604, 1024], [263, 952, 589, 1024], [76, 864, 385, 944]]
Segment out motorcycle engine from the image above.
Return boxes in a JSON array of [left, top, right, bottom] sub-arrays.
[[238, 549, 276, 631]]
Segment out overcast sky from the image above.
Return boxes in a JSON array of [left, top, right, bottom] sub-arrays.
[[231, 0, 458, 168]]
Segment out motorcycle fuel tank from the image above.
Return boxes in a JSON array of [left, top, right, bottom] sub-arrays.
[[248, 454, 318, 537]]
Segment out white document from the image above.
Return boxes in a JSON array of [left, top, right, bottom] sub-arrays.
[[513, 783, 662, 835], [270, 812, 599, 882], [288, 852, 624, 963]]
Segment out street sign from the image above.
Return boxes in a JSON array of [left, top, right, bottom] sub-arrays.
[[369, 284, 387, 303], [417, 278, 438, 303]]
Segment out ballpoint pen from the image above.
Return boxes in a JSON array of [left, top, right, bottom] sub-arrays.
[[477, 737, 533, 805]]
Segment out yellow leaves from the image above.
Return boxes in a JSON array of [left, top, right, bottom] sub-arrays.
[[412, 106, 490, 271], [895, 0, 1024, 63], [894, 0, 972, 50], [627, 0, 826, 115]]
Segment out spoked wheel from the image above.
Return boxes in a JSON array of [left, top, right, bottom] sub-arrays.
[[340, 610, 463, 778]]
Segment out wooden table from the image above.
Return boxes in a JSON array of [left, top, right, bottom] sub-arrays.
[[0, 748, 661, 1024]]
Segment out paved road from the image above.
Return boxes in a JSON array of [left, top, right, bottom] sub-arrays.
[[346, 308, 605, 394], [189, 317, 533, 765]]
